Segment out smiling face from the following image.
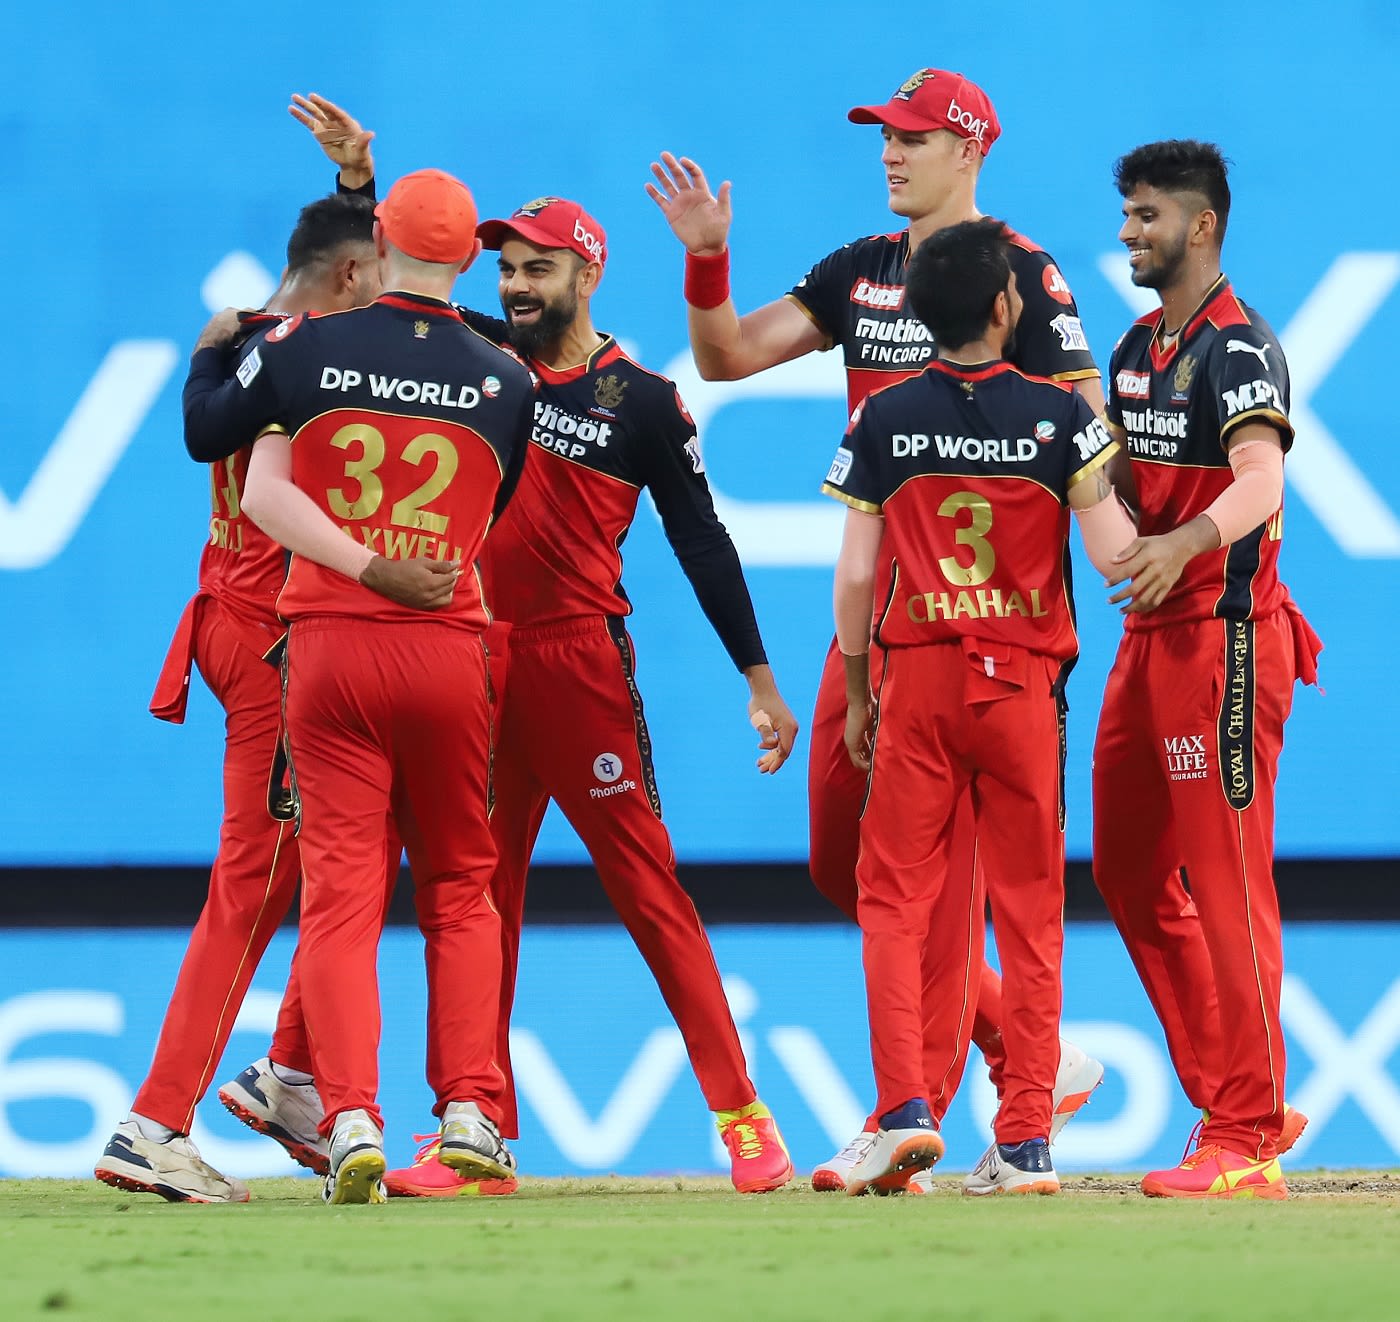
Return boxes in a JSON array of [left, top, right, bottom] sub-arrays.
[[496, 235, 589, 357], [880, 126, 971, 220], [1118, 183, 1202, 290]]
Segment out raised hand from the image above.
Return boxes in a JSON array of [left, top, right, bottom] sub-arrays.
[[646, 152, 732, 256], [289, 93, 375, 189]]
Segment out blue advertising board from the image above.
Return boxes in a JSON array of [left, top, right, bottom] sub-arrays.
[[1, 4, 1397, 864], [1, 924, 1396, 1179]]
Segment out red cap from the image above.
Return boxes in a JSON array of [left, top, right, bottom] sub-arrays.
[[375, 169, 480, 264], [848, 69, 1001, 155], [476, 196, 608, 268]]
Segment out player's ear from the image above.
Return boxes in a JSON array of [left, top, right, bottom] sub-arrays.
[[578, 258, 603, 300], [458, 238, 483, 275]]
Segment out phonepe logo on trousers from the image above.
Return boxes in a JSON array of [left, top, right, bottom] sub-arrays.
[[590, 752, 636, 800]]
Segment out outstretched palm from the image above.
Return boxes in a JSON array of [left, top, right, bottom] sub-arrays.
[[646, 151, 732, 255], [289, 92, 375, 179]]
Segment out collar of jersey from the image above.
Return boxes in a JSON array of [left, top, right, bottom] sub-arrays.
[[528, 335, 621, 385], [1145, 274, 1232, 371], [375, 291, 461, 320], [925, 358, 1011, 382]]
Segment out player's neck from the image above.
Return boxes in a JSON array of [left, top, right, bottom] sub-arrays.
[[534, 316, 606, 371], [939, 333, 1004, 367], [266, 272, 329, 317], [906, 194, 981, 250], [1157, 259, 1224, 339]]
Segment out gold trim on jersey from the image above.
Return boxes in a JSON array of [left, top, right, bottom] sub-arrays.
[[1220, 409, 1292, 447], [257, 423, 290, 440], [782, 293, 835, 350], [1066, 441, 1121, 489], [1048, 369, 1102, 384], [822, 484, 881, 515]]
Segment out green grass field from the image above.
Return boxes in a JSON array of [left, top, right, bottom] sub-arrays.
[[5, 1174, 1397, 1322]]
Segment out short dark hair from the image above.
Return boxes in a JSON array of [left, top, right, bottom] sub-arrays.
[[906, 217, 1011, 350], [1114, 139, 1231, 244], [285, 193, 376, 273]]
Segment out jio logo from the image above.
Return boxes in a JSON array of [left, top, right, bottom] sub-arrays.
[[592, 753, 623, 784]]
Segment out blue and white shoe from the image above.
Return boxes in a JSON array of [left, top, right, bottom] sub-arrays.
[[323, 1109, 387, 1205], [846, 1099, 944, 1197], [95, 1121, 250, 1203], [219, 1058, 329, 1175], [962, 1137, 1059, 1196]]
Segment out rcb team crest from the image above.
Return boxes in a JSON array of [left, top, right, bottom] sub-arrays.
[[1173, 354, 1197, 396], [594, 375, 628, 410]]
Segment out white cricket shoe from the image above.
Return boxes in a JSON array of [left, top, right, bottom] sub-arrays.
[[846, 1100, 945, 1197], [323, 1109, 386, 1205], [436, 1101, 517, 1182], [1049, 1039, 1105, 1142], [811, 1131, 875, 1192], [95, 1122, 250, 1204], [218, 1058, 329, 1175], [962, 1137, 1060, 1196]]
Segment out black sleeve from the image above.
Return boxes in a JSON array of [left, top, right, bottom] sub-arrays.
[[336, 174, 377, 201], [635, 381, 767, 672], [455, 304, 512, 348], [785, 244, 848, 348], [492, 387, 536, 520], [182, 330, 283, 462], [1208, 321, 1293, 452], [1007, 246, 1100, 382]]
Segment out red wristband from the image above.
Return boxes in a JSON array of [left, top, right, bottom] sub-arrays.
[[684, 249, 731, 310]]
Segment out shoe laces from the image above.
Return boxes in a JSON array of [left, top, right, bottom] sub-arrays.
[[721, 1117, 766, 1162], [836, 1132, 876, 1164], [410, 1132, 442, 1164], [1180, 1142, 1224, 1170], [1180, 1119, 1205, 1163]]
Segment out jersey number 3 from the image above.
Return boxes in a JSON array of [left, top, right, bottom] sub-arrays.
[[936, 492, 996, 586], [327, 422, 459, 533]]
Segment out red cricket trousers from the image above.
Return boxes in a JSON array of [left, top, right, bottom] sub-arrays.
[[486, 616, 756, 1139], [857, 640, 1066, 1143], [134, 597, 303, 1133], [808, 636, 1007, 1125], [1092, 604, 1320, 1159], [285, 618, 505, 1135]]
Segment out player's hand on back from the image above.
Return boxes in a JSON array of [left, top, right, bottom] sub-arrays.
[[359, 555, 460, 611], [646, 152, 732, 256], [289, 92, 375, 189], [192, 307, 246, 353]]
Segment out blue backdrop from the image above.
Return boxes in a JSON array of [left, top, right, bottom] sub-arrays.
[[2, 924, 1397, 1178], [2, 3, 1397, 864]]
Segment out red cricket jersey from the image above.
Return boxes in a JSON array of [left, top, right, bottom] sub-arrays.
[[823, 360, 1118, 660], [1106, 277, 1294, 630]]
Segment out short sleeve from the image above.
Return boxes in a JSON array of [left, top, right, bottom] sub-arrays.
[[821, 397, 886, 514], [785, 245, 850, 349], [1063, 394, 1119, 496], [1208, 324, 1293, 452], [1008, 247, 1100, 382]]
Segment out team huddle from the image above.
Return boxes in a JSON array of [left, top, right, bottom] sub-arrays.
[[95, 67, 1319, 1206]]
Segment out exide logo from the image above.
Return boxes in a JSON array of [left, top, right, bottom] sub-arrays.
[[1116, 369, 1151, 400], [849, 278, 904, 310]]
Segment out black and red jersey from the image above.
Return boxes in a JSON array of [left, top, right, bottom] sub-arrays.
[[823, 360, 1117, 660], [459, 311, 766, 672], [788, 228, 1099, 411], [1106, 276, 1293, 630], [189, 292, 533, 629]]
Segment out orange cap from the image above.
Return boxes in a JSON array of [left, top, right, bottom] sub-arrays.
[[375, 169, 480, 264]]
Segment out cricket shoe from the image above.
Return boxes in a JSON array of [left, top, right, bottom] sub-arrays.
[[1190, 1102, 1307, 1158], [845, 1100, 944, 1197], [218, 1058, 329, 1176], [323, 1110, 387, 1205], [436, 1101, 517, 1182], [811, 1131, 875, 1193], [95, 1122, 250, 1204], [384, 1132, 519, 1198], [1141, 1143, 1288, 1200], [1049, 1039, 1106, 1142], [717, 1099, 794, 1193], [962, 1137, 1060, 1196]]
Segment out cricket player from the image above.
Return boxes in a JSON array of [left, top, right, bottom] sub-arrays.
[[1094, 140, 1321, 1200], [94, 191, 382, 1204], [650, 68, 1105, 1189], [382, 193, 798, 1198], [825, 218, 1133, 1195], [183, 167, 535, 1204]]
